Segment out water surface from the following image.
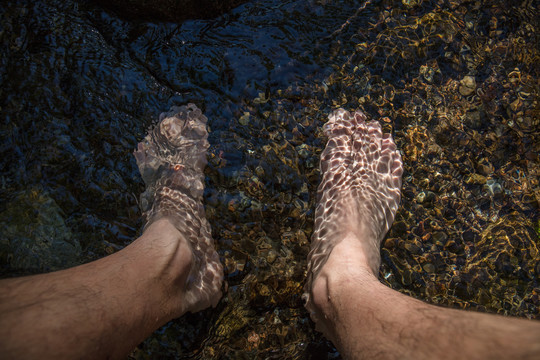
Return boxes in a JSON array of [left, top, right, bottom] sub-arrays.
[[0, 0, 538, 358]]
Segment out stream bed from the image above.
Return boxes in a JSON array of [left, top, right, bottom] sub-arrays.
[[1, 0, 538, 358]]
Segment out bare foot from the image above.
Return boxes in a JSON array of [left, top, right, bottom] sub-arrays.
[[303, 109, 403, 326], [134, 104, 223, 314]]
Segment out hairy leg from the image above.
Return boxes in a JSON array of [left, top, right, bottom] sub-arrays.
[[305, 109, 540, 359], [0, 104, 223, 359], [315, 237, 540, 360], [133, 104, 223, 312], [0, 219, 190, 359]]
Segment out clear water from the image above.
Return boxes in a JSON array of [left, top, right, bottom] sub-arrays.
[[1, 0, 538, 358]]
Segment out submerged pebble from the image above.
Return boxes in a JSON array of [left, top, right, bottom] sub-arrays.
[[1, 0, 538, 357], [459, 76, 477, 96]]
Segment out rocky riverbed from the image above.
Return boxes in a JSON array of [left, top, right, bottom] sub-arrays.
[[1, 0, 538, 358]]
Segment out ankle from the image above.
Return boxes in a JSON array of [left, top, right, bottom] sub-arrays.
[[311, 264, 378, 311], [136, 218, 193, 312], [308, 261, 379, 342], [308, 234, 381, 322]]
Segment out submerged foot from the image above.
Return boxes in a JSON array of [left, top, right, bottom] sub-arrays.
[[303, 108, 403, 324], [134, 104, 223, 313]]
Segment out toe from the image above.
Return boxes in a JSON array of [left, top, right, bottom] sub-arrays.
[[321, 109, 358, 175], [324, 108, 355, 137], [382, 133, 397, 152], [366, 121, 383, 158]]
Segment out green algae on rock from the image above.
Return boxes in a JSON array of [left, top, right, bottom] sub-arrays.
[[0, 188, 81, 274], [1, 0, 539, 358]]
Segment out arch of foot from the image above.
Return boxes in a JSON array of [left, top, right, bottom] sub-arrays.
[[134, 104, 224, 313]]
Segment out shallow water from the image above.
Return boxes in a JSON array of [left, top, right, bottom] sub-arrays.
[[0, 0, 538, 358]]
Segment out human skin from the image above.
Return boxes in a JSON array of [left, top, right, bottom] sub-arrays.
[[304, 108, 540, 360], [0, 218, 194, 359], [1, 107, 539, 359], [0, 104, 223, 359], [311, 236, 540, 359]]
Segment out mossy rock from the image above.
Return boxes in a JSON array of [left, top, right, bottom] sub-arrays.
[[0, 188, 81, 275]]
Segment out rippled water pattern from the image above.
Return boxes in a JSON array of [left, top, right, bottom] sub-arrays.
[[0, 0, 538, 358], [304, 108, 403, 321], [134, 104, 223, 312]]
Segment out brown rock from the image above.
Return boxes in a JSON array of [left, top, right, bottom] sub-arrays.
[[459, 75, 476, 96]]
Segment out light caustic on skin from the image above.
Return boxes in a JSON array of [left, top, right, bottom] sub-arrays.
[[134, 104, 224, 313], [303, 108, 403, 322]]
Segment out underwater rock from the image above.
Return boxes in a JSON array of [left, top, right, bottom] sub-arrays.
[[456, 213, 539, 314], [459, 76, 476, 96], [0, 188, 81, 274], [92, 0, 248, 22], [464, 108, 486, 130]]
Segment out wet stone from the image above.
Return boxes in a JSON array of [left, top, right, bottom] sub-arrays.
[[464, 109, 485, 130], [401, 269, 413, 286], [423, 263, 436, 273], [405, 243, 422, 255], [267, 250, 278, 264], [476, 159, 493, 176], [239, 112, 250, 125], [466, 174, 487, 185], [384, 238, 397, 249], [484, 180, 504, 197], [2, 0, 540, 356], [0, 188, 81, 273], [459, 76, 477, 96], [432, 232, 448, 245], [462, 230, 478, 243]]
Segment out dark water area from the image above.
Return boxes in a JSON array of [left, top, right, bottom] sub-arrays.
[[0, 0, 538, 358]]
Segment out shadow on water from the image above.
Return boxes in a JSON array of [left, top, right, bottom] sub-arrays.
[[0, 0, 538, 358]]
